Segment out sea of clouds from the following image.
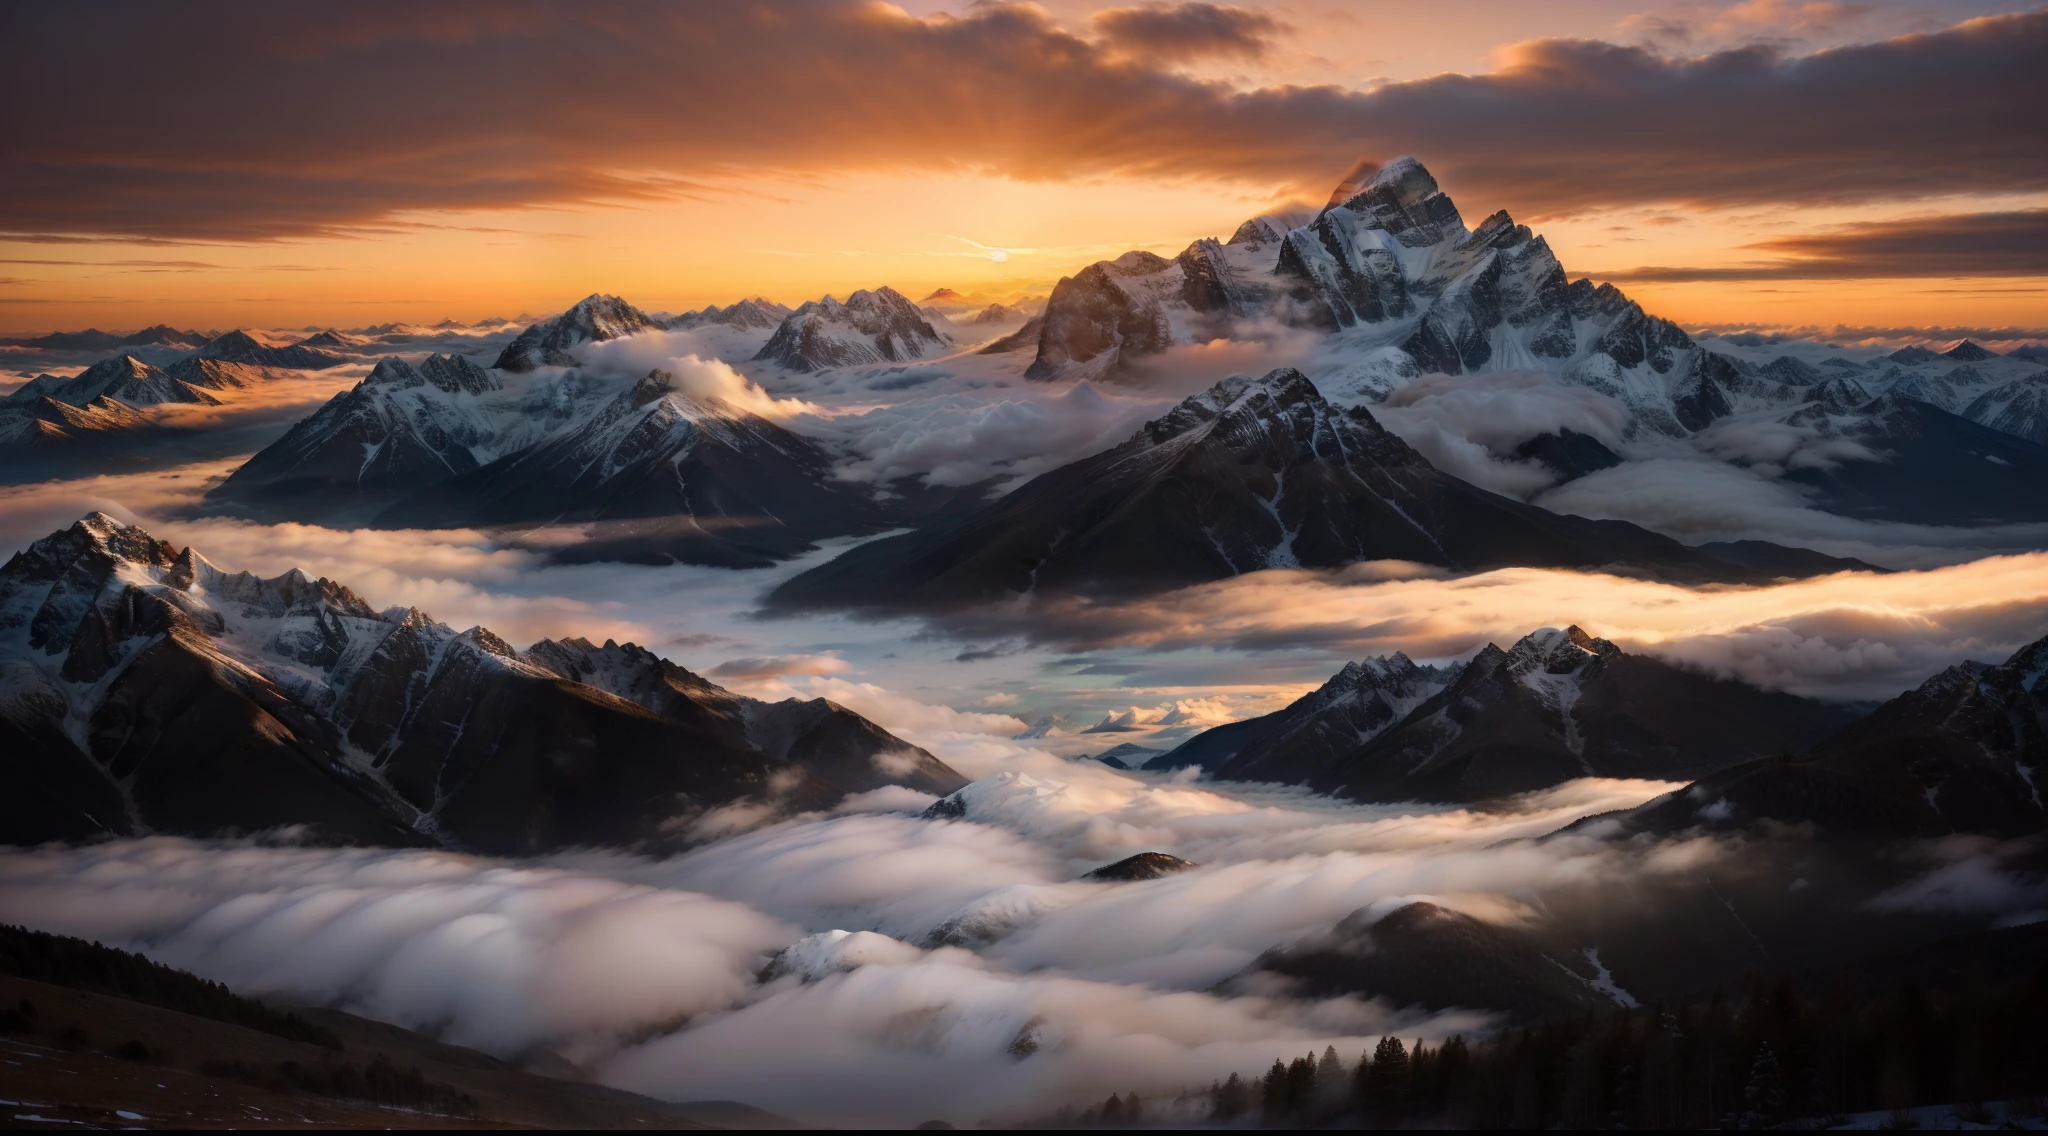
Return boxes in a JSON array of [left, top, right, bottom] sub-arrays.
[[0, 769, 1680, 1126]]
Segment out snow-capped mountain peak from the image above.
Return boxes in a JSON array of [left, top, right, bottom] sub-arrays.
[[492, 293, 663, 372], [753, 284, 949, 372]]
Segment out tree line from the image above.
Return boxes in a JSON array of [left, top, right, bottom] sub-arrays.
[[1056, 957, 2048, 1128]]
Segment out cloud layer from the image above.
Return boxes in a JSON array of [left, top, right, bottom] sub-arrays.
[[0, 770, 1678, 1125], [4, 3, 2043, 240]]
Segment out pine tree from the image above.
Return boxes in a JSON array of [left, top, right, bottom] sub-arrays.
[[1262, 1059, 1288, 1120], [1101, 1092, 1124, 1124], [1369, 1035, 1412, 1126], [1744, 1042, 1785, 1126], [1215, 1072, 1249, 1121]]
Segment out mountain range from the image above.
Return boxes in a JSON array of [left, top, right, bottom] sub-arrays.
[[1150, 625, 1863, 802], [1006, 158, 2048, 454], [769, 368, 1859, 612], [0, 513, 965, 853]]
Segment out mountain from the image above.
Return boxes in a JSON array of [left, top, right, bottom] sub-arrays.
[[1, 354, 219, 409], [753, 286, 949, 372], [1085, 742, 1161, 769], [207, 354, 507, 519], [1780, 394, 2048, 525], [0, 326, 202, 352], [976, 313, 1043, 355], [374, 368, 887, 567], [292, 329, 368, 350], [1015, 159, 2048, 461], [771, 369, 1778, 613], [492, 293, 663, 372], [0, 514, 963, 852], [1144, 654, 1451, 780], [1253, 901, 1616, 1023], [0, 396, 167, 479], [1019, 158, 1756, 435], [1, 328, 127, 352], [1314, 627, 1860, 803], [668, 297, 792, 330], [162, 355, 266, 393], [194, 330, 349, 370], [1618, 632, 2048, 840], [1961, 370, 2048, 446], [525, 637, 966, 796], [1154, 627, 1856, 802], [962, 303, 1020, 326]]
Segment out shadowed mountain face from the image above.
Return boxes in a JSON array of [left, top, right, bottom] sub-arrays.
[[1619, 633, 2048, 840], [772, 368, 1770, 613], [1155, 627, 1858, 802], [524, 636, 967, 797], [1144, 654, 1451, 781], [207, 354, 505, 518], [1254, 901, 1612, 1024], [1782, 395, 2048, 525], [0, 514, 963, 853]]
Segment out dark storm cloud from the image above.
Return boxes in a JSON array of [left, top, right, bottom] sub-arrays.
[[1090, 3, 1287, 61], [2, 3, 2043, 241], [1600, 210, 2048, 281]]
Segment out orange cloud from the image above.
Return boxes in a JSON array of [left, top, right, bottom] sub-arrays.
[[3, 3, 2042, 241]]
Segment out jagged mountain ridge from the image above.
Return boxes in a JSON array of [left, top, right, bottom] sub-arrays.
[[752, 286, 950, 372], [1152, 626, 1857, 802], [493, 293, 664, 372], [1019, 158, 2048, 450], [208, 353, 512, 518], [195, 330, 349, 370], [0, 513, 965, 852], [1616, 632, 2048, 839], [2, 355, 220, 409], [770, 368, 1788, 612], [371, 368, 888, 567], [1144, 654, 1451, 781], [668, 297, 792, 331]]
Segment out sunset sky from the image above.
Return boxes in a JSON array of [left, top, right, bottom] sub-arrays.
[[4, 0, 2043, 337]]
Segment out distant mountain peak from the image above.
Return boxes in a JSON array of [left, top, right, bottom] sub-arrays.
[[493, 293, 661, 372], [754, 284, 948, 372]]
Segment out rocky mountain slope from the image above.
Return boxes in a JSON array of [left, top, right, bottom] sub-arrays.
[[0, 514, 964, 853], [770, 369, 1793, 611], [194, 330, 348, 370], [1145, 654, 1452, 782], [492, 293, 663, 372], [373, 368, 888, 566], [668, 296, 792, 330], [1778, 394, 2048, 525], [3, 355, 222, 409], [207, 354, 508, 519], [753, 286, 950, 372], [1019, 158, 2048, 453], [1618, 631, 2048, 839], [1152, 627, 1857, 800]]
